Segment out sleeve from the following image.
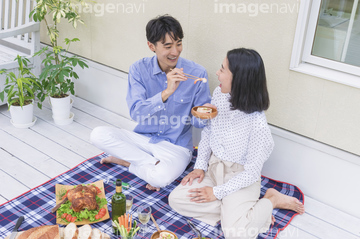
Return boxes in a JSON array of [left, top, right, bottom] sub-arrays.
[[126, 63, 165, 122], [213, 125, 274, 200], [190, 70, 211, 128], [194, 122, 212, 171]]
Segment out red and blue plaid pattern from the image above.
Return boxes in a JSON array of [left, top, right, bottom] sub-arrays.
[[0, 151, 304, 239]]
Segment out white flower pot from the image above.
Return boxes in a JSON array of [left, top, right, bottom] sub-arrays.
[[9, 100, 36, 128], [52, 112, 74, 125], [49, 95, 74, 125]]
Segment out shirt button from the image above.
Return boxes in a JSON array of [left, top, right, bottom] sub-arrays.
[[160, 131, 163, 133], [165, 81, 167, 83], [181, 99, 183, 102], [157, 134, 160, 136], [158, 106, 161, 108], [164, 108, 166, 111]]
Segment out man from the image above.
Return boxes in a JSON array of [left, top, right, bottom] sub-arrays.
[[90, 15, 211, 190]]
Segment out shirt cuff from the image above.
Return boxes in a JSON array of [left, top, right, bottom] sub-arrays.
[[191, 116, 209, 128], [150, 92, 165, 113], [213, 186, 225, 200], [194, 163, 208, 172]]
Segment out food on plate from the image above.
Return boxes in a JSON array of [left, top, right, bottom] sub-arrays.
[[67, 185, 98, 212], [57, 183, 108, 224], [197, 107, 212, 113], [17, 225, 59, 239], [194, 78, 207, 84], [157, 231, 176, 239]]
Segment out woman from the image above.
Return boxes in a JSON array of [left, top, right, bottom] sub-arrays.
[[169, 48, 305, 239]]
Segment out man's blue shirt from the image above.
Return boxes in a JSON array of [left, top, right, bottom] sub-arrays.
[[126, 55, 211, 151]]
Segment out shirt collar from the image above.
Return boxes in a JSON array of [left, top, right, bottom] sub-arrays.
[[152, 56, 184, 76]]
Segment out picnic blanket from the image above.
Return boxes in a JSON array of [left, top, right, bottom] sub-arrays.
[[0, 151, 304, 239]]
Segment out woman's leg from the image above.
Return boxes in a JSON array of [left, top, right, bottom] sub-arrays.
[[169, 172, 221, 226], [220, 179, 273, 239], [263, 188, 305, 214]]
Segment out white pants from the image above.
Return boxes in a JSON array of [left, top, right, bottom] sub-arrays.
[[169, 154, 273, 239], [90, 126, 192, 188]]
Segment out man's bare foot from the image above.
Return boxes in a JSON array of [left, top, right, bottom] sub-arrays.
[[146, 184, 160, 191], [100, 156, 130, 167], [264, 188, 305, 214]]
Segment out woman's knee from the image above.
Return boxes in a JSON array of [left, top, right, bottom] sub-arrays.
[[169, 185, 188, 212]]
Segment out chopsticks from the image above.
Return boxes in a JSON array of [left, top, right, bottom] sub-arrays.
[[182, 72, 198, 80], [170, 69, 207, 84]]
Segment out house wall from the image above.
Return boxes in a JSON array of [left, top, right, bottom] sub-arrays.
[[40, 0, 360, 157]]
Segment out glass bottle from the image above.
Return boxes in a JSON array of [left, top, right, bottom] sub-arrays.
[[112, 179, 126, 234]]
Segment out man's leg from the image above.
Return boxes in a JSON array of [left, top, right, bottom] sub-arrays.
[[90, 126, 159, 166], [129, 139, 192, 188]]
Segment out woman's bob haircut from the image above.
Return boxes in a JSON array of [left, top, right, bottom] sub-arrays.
[[227, 48, 269, 113]]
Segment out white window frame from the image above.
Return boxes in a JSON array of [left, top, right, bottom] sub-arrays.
[[290, 0, 360, 88]]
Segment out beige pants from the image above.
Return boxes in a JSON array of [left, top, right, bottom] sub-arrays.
[[169, 154, 273, 239]]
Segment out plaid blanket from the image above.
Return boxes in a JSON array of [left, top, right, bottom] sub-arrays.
[[0, 152, 304, 239]]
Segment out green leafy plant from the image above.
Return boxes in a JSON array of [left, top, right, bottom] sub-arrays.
[[0, 55, 42, 109], [34, 38, 88, 99], [30, 0, 89, 99]]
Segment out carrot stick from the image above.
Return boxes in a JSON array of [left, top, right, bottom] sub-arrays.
[[125, 214, 129, 230], [120, 215, 124, 226], [129, 214, 132, 231], [118, 215, 122, 226]]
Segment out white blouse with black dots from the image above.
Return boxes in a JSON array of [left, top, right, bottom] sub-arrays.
[[194, 86, 275, 200]]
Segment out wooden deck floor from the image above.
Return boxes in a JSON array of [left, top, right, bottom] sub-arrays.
[[0, 97, 359, 239]]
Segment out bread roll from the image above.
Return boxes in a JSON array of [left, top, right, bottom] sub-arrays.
[[17, 225, 59, 239]]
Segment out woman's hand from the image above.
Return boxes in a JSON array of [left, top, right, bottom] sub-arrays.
[[188, 186, 217, 203], [202, 103, 217, 109], [181, 169, 205, 186], [162, 68, 187, 102]]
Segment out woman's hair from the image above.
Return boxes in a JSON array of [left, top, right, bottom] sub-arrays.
[[227, 48, 269, 113], [146, 15, 184, 45]]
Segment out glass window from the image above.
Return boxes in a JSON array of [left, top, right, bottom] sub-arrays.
[[312, 0, 360, 67], [290, 0, 360, 88]]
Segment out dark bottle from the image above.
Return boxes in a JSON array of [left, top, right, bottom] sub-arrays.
[[112, 179, 126, 234]]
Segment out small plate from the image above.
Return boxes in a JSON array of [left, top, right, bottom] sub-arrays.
[[10, 116, 37, 128], [191, 106, 218, 119]]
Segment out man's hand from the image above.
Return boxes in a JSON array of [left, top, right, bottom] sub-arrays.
[[161, 68, 187, 102], [181, 169, 205, 186], [188, 186, 217, 203]]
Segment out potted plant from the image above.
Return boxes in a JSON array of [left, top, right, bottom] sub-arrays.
[[0, 55, 42, 128], [30, 0, 88, 125]]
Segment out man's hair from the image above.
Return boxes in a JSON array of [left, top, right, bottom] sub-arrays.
[[227, 48, 270, 113], [146, 15, 184, 45]]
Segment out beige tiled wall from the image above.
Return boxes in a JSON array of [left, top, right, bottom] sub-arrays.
[[40, 0, 360, 156]]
